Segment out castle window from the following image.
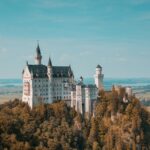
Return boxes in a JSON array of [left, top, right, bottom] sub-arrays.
[[24, 82, 30, 96]]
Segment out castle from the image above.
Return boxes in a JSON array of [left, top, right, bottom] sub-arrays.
[[22, 44, 104, 116]]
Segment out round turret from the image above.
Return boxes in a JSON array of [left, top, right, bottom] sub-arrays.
[[96, 64, 102, 74], [94, 64, 104, 90], [80, 76, 83, 83]]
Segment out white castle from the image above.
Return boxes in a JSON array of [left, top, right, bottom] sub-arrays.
[[22, 44, 104, 116]]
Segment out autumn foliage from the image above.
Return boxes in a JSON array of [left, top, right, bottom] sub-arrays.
[[0, 88, 150, 150]]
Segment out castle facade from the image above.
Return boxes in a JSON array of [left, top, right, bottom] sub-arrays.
[[22, 44, 104, 115]]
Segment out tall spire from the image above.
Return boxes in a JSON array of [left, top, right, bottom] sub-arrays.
[[35, 42, 42, 65], [48, 57, 52, 67], [36, 42, 41, 55], [47, 57, 53, 80]]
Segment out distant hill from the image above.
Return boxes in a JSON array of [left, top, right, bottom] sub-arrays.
[[0, 89, 150, 150], [145, 106, 150, 113]]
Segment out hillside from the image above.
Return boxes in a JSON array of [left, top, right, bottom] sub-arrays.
[[0, 100, 83, 150], [93, 89, 150, 150], [0, 90, 150, 150]]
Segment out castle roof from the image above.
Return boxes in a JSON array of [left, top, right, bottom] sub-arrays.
[[26, 64, 73, 78], [86, 84, 97, 88], [76, 83, 96, 88], [96, 64, 102, 68], [28, 64, 47, 78], [52, 66, 73, 78]]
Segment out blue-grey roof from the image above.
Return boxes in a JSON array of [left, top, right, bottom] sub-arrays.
[[52, 66, 73, 78], [26, 64, 74, 78], [28, 64, 47, 78], [86, 84, 97, 88], [96, 64, 102, 68]]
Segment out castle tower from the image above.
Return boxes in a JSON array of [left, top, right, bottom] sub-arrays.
[[35, 43, 42, 65], [85, 86, 91, 118], [76, 84, 83, 114], [47, 57, 53, 103], [94, 64, 104, 90]]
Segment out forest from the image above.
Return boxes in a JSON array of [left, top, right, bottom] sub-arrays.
[[0, 88, 150, 150]]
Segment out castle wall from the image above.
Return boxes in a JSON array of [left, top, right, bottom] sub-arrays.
[[22, 67, 33, 108], [32, 78, 49, 105]]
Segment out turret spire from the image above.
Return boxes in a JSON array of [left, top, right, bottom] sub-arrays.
[[48, 57, 52, 67], [36, 43, 41, 55], [47, 57, 53, 80], [35, 42, 42, 65]]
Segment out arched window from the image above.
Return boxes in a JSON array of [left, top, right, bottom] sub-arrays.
[[24, 82, 30, 96]]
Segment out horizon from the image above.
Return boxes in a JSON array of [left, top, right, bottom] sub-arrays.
[[0, 0, 150, 78], [1, 77, 150, 80]]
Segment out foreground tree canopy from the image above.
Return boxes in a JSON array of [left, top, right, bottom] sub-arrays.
[[0, 89, 150, 150]]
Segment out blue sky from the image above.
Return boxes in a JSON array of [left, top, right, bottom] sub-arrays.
[[0, 0, 150, 78]]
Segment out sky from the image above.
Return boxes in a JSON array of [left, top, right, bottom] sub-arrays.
[[0, 0, 150, 79]]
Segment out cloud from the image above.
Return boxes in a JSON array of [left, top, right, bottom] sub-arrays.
[[21, 53, 33, 62], [0, 48, 7, 53], [31, 14, 90, 24], [33, 0, 79, 9], [130, 0, 150, 5], [79, 50, 92, 56], [117, 57, 127, 62], [114, 52, 128, 62], [136, 12, 150, 21], [59, 53, 72, 64]]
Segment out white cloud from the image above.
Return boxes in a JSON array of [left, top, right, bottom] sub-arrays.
[[136, 12, 150, 21], [33, 0, 79, 9], [59, 53, 72, 64], [79, 50, 91, 56], [0, 48, 7, 53], [25, 55, 33, 60], [117, 57, 127, 62], [130, 0, 150, 5]]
